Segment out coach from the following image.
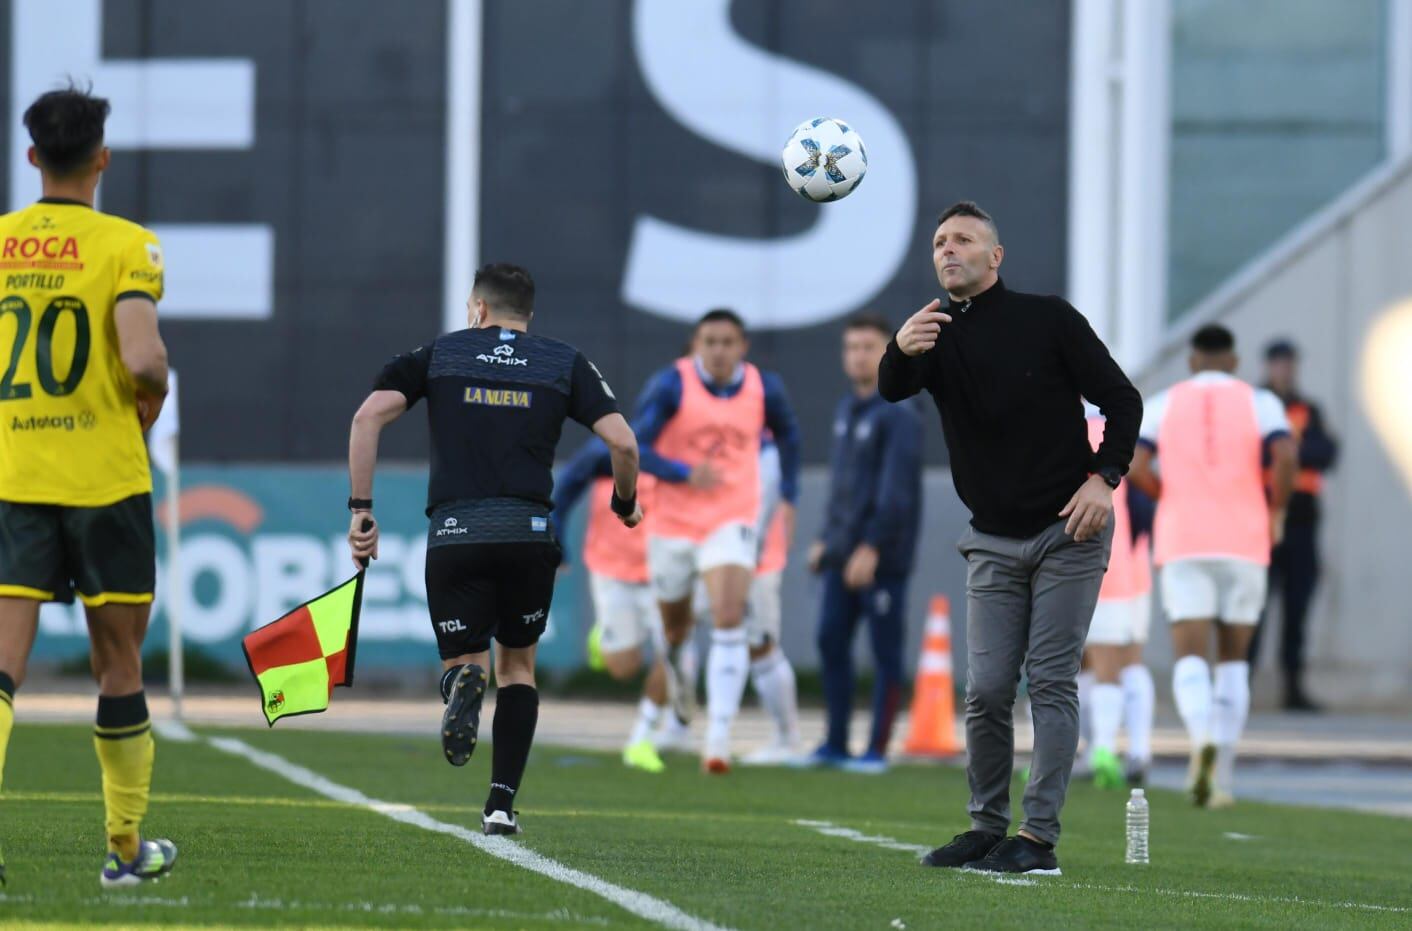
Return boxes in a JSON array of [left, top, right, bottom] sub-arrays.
[[880, 202, 1141, 875]]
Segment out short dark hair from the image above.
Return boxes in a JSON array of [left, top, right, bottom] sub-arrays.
[[23, 84, 110, 178], [472, 262, 535, 318], [695, 307, 747, 337], [1191, 323, 1235, 354], [937, 200, 1000, 244], [1264, 338, 1298, 361], [844, 312, 892, 338]]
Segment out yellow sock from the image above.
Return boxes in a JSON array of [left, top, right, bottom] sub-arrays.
[[93, 692, 155, 862], [0, 672, 14, 794]]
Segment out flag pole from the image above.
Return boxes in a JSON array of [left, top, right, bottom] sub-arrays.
[[149, 370, 184, 722], [166, 432, 184, 720]]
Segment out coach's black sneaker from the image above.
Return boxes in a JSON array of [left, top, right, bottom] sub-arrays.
[[482, 809, 522, 836], [920, 830, 1004, 868], [441, 663, 488, 766], [963, 836, 1061, 876]]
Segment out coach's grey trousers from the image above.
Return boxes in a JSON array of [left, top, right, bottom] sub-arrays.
[[959, 518, 1112, 846]]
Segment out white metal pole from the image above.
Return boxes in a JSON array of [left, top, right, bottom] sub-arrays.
[[443, 0, 483, 333], [166, 434, 183, 720]]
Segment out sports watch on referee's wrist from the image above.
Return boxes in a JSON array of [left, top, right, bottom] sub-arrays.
[[347, 497, 373, 512], [609, 490, 637, 517], [1096, 466, 1122, 490]]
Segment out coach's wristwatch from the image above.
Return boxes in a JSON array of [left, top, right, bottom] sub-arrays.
[[347, 497, 373, 511], [1096, 467, 1122, 490]]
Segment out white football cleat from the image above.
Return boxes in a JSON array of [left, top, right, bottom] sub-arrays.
[[739, 741, 800, 767]]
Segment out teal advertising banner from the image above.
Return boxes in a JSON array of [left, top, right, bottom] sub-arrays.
[[32, 466, 589, 673]]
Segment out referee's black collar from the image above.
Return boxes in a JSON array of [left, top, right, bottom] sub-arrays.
[[947, 277, 1004, 313], [37, 196, 92, 208]]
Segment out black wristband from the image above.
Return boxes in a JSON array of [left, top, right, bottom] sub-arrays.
[[1096, 467, 1122, 490], [609, 490, 637, 517], [348, 497, 373, 511]]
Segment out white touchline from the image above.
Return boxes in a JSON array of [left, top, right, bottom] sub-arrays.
[[154, 719, 197, 743], [793, 819, 1411, 915], [206, 737, 734, 931], [792, 820, 931, 856]]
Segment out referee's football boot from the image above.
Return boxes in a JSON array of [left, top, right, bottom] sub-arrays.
[[99, 838, 179, 888], [482, 809, 523, 836], [441, 663, 488, 767], [920, 830, 1004, 868], [963, 836, 1061, 876]]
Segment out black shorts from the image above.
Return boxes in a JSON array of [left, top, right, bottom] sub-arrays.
[[0, 494, 156, 606], [424, 541, 560, 658]]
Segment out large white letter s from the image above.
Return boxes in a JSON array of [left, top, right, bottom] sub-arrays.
[[625, 0, 917, 330]]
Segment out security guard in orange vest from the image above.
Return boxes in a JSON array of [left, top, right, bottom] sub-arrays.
[[1249, 339, 1338, 711]]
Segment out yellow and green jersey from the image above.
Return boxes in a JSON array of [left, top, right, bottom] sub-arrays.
[[0, 198, 163, 506]]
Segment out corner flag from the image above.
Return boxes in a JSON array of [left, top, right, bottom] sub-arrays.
[[242, 572, 364, 726]]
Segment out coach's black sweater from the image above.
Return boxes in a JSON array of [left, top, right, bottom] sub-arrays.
[[878, 278, 1142, 539]]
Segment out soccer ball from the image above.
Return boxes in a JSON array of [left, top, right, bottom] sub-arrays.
[[780, 117, 868, 203]]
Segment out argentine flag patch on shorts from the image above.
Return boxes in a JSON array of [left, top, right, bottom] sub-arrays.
[[531, 516, 547, 532]]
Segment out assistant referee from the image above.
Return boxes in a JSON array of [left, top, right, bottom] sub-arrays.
[[882, 202, 1141, 875], [346, 263, 642, 836]]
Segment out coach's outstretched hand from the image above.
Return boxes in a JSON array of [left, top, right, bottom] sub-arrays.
[[896, 299, 953, 356]]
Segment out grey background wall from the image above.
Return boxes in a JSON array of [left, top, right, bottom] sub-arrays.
[[1135, 158, 1412, 710], [0, 0, 1072, 466]]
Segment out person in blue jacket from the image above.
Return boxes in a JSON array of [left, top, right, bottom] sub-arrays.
[[808, 313, 924, 773]]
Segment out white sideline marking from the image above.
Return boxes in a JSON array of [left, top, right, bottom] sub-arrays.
[[793, 820, 931, 856], [1222, 832, 1259, 841], [237, 893, 610, 924], [153, 719, 197, 742], [0, 892, 606, 923], [795, 818, 1412, 915], [207, 737, 733, 931]]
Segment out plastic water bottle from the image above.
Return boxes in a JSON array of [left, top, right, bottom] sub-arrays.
[[1125, 788, 1149, 864]]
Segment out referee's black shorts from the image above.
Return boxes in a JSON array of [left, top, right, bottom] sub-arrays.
[[424, 541, 560, 658]]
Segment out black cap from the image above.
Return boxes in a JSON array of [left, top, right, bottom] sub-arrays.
[[1264, 339, 1298, 361]]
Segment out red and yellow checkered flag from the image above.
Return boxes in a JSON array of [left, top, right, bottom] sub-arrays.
[[242, 572, 364, 726]]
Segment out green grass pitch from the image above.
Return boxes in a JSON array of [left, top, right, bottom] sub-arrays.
[[1, 722, 1409, 929]]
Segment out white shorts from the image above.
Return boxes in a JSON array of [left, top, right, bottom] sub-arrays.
[[745, 571, 783, 649], [648, 522, 758, 603], [589, 573, 661, 654], [1160, 557, 1267, 625], [1086, 592, 1152, 646]]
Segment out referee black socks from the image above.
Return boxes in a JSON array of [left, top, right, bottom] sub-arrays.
[[485, 684, 539, 816]]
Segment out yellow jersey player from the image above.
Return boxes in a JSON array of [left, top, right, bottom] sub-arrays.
[[0, 85, 175, 888]]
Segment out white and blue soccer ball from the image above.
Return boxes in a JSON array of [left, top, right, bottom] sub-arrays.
[[780, 117, 868, 203]]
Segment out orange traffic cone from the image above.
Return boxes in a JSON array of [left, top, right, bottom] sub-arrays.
[[903, 595, 961, 756]]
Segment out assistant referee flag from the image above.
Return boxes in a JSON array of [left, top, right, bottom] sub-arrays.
[[242, 572, 364, 726]]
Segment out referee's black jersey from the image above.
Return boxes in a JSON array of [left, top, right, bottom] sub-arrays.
[[374, 325, 619, 514]]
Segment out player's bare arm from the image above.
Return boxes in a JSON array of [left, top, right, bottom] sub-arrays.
[[1267, 434, 1298, 545], [346, 389, 409, 566], [1127, 446, 1161, 499], [114, 296, 169, 430], [592, 411, 643, 528]]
